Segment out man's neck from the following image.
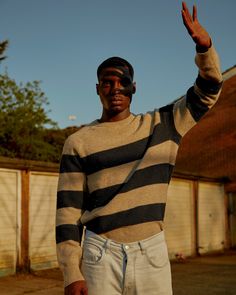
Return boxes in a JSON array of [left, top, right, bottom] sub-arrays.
[[99, 109, 131, 123]]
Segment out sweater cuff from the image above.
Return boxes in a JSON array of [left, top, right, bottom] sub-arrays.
[[63, 266, 85, 288]]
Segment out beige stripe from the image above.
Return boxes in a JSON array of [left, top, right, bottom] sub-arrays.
[[56, 207, 82, 226], [88, 141, 178, 193], [173, 97, 196, 136], [63, 112, 161, 157], [57, 172, 85, 192], [195, 45, 222, 82], [81, 183, 167, 224], [87, 160, 138, 193], [138, 140, 178, 169]]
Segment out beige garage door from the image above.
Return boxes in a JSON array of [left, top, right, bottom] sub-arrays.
[[0, 169, 19, 276], [229, 193, 236, 247], [198, 182, 225, 254], [29, 172, 58, 270], [165, 178, 195, 259]]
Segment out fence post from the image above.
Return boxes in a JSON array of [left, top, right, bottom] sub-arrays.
[[18, 169, 30, 272]]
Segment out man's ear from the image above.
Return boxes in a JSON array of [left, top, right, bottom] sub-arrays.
[[96, 84, 99, 95], [132, 82, 136, 94]]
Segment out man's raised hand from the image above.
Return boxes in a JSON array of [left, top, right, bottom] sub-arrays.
[[181, 1, 211, 49]]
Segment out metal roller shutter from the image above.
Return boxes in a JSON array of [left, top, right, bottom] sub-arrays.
[[198, 182, 225, 254], [165, 178, 195, 259], [0, 169, 19, 276], [29, 172, 58, 270]]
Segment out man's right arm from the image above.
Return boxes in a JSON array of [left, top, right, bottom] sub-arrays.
[[56, 135, 88, 294]]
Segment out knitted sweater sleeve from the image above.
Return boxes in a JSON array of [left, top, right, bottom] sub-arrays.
[[56, 134, 86, 287], [173, 45, 223, 136]]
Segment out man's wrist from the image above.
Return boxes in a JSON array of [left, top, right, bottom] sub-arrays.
[[196, 39, 212, 53]]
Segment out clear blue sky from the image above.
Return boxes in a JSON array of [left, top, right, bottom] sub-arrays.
[[1, 0, 235, 128]]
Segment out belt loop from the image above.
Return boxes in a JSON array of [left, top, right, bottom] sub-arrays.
[[138, 241, 146, 255], [104, 238, 110, 253]]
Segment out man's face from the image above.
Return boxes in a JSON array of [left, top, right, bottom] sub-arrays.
[[96, 67, 135, 116]]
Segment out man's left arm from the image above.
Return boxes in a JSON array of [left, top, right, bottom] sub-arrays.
[[172, 2, 223, 137], [181, 1, 223, 95]]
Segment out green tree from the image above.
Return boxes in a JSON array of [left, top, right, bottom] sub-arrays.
[[42, 126, 82, 162], [0, 39, 80, 162], [0, 72, 59, 161], [0, 40, 8, 61]]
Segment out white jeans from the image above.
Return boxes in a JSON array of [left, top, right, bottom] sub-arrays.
[[81, 230, 173, 295]]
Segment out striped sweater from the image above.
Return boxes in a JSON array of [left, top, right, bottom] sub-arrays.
[[56, 46, 222, 286]]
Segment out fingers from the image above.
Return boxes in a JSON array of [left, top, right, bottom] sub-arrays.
[[182, 1, 187, 11], [182, 2, 198, 23], [192, 4, 197, 21], [181, 2, 211, 47], [181, 2, 194, 35], [182, 1, 192, 22]]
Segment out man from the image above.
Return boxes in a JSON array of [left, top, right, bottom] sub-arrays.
[[56, 2, 223, 294]]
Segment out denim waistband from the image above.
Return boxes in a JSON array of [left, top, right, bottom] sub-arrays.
[[84, 229, 165, 253]]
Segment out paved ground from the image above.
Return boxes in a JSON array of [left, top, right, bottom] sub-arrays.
[[0, 269, 64, 295], [172, 251, 236, 295], [0, 251, 236, 294]]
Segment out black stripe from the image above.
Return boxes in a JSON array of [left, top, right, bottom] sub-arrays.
[[60, 154, 84, 173], [82, 122, 180, 175], [186, 86, 209, 121], [85, 203, 166, 234], [60, 110, 181, 175], [159, 104, 182, 144], [196, 74, 223, 94], [57, 191, 85, 209], [83, 137, 148, 175], [56, 224, 82, 243], [86, 164, 173, 211]]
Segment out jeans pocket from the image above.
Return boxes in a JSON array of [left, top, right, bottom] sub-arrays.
[[82, 241, 105, 265], [145, 241, 169, 268]]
